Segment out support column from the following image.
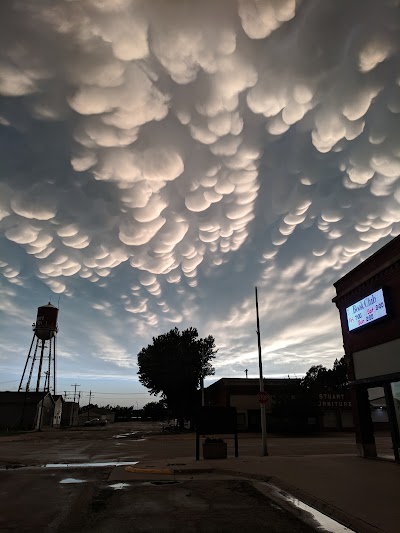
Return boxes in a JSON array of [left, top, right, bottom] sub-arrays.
[[352, 385, 377, 458], [384, 383, 400, 462]]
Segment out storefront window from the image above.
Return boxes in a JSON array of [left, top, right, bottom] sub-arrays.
[[390, 381, 400, 435], [368, 386, 393, 460]]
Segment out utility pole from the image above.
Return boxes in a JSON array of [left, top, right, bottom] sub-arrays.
[[88, 390, 92, 421], [71, 384, 80, 403], [201, 347, 205, 407], [70, 384, 80, 427], [200, 346, 206, 407], [255, 287, 268, 456]]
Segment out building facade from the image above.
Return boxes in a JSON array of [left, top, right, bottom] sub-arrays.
[[333, 235, 400, 462], [204, 378, 353, 432], [0, 392, 54, 430], [61, 401, 79, 427]]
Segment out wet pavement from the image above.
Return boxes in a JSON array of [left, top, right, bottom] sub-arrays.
[[0, 467, 321, 533], [255, 481, 354, 533], [0, 423, 397, 532], [43, 461, 139, 468]]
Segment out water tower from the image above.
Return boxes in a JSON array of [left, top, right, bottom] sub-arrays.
[[18, 303, 59, 394]]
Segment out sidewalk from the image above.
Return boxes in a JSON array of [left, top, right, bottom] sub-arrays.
[[110, 454, 399, 533]]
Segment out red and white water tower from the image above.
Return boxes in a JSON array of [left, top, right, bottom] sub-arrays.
[[18, 303, 59, 394]]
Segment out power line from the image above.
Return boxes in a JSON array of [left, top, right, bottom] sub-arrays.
[[0, 384, 153, 397], [79, 391, 153, 395]]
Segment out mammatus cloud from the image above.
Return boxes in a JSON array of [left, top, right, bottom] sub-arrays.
[[1, 0, 400, 383]]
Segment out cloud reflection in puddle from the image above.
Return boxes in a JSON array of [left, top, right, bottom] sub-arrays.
[[60, 478, 86, 484], [44, 461, 138, 468]]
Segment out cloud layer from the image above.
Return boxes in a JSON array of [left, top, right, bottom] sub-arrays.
[[1, 0, 400, 387]]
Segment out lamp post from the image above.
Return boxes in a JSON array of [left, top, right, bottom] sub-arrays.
[[255, 286, 268, 456], [201, 347, 205, 407]]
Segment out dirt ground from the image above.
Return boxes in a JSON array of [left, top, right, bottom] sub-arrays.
[[0, 423, 394, 532]]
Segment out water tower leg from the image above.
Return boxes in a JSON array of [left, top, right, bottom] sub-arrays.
[[53, 335, 56, 396], [47, 337, 52, 393], [26, 338, 40, 392], [36, 339, 46, 392], [18, 333, 36, 392]]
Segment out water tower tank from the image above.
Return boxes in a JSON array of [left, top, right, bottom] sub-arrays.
[[35, 302, 58, 340]]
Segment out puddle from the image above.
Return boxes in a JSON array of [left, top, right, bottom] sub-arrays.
[[113, 432, 139, 439], [108, 483, 131, 490], [60, 478, 86, 484], [113, 433, 133, 439], [377, 454, 395, 461], [264, 483, 354, 533], [43, 461, 139, 469]]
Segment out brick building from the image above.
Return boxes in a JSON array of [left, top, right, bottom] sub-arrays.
[[333, 235, 400, 462]]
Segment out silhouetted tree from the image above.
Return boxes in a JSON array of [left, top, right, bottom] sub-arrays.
[[330, 357, 348, 390], [79, 403, 98, 413], [137, 327, 217, 427], [143, 400, 168, 421], [300, 365, 329, 391], [300, 357, 348, 391]]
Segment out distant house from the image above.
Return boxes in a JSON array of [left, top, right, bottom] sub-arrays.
[[51, 397, 80, 428], [53, 395, 64, 428], [78, 407, 115, 426], [0, 391, 55, 430], [61, 401, 79, 427]]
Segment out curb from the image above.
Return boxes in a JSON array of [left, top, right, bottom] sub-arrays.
[[124, 465, 215, 475], [212, 467, 386, 533], [125, 467, 174, 475], [265, 476, 386, 533]]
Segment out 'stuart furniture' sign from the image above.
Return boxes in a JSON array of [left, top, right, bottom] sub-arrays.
[[346, 288, 387, 332]]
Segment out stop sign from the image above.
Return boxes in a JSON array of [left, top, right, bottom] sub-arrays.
[[257, 391, 269, 404]]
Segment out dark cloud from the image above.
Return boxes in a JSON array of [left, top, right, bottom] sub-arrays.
[[1, 0, 400, 399]]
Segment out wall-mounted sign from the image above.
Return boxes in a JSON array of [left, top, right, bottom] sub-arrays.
[[318, 393, 352, 409], [346, 288, 387, 332]]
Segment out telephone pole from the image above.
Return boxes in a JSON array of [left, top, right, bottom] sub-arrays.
[[255, 287, 268, 456], [71, 384, 80, 403], [88, 390, 92, 421], [70, 384, 80, 427]]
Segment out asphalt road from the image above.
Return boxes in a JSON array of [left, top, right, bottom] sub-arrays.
[[0, 423, 393, 532], [0, 468, 319, 533]]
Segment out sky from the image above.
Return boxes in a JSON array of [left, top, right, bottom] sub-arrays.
[[1, 0, 400, 407]]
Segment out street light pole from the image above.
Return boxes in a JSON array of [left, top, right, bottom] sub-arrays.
[[255, 286, 268, 456], [201, 347, 205, 407]]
